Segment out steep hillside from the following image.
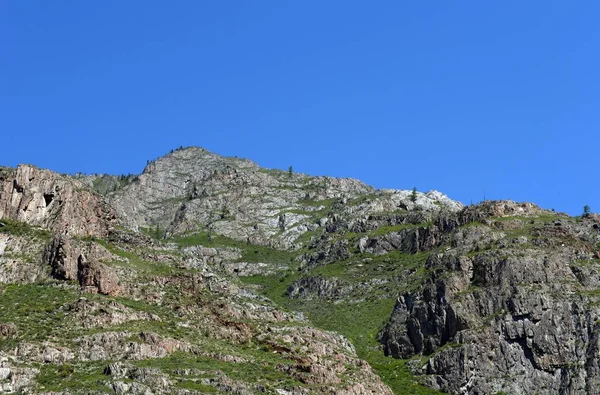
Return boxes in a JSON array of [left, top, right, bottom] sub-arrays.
[[2, 147, 599, 394], [0, 153, 395, 394]]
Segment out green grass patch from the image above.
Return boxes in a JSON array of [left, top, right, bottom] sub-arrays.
[[93, 239, 184, 276], [37, 361, 110, 392], [311, 250, 428, 283], [0, 283, 79, 346], [172, 232, 244, 249], [171, 231, 297, 265], [241, 259, 440, 394], [134, 351, 303, 389], [0, 218, 51, 240]]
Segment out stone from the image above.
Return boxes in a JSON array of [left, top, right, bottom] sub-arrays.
[[0, 165, 116, 237], [77, 256, 120, 295]]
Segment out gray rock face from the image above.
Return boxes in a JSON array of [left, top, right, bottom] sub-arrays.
[[45, 234, 121, 295], [0, 232, 48, 283], [0, 353, 38, 394], [45, 235, 78, 280], [77, 257, 120, 296], [0, 165, 116, 237], [99, 147, 461, 249], [379, 204, 600, 394]]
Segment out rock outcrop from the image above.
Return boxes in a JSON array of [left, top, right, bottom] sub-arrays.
[[0, 231, 48, 284], [379, 204, 600, 394], [0, 165, 116, 237], [45, 234, 120, 295]]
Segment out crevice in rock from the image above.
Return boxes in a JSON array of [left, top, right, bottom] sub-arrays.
[[43, 193, 54, 207], [559, 367, 571, 394], [508, 338, 539, 369], [76, 254, 86, 286], [511, 313, 532, 321], [13, 180, 23, 193]]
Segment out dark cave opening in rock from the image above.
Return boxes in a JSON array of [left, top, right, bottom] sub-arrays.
[[12, 180, 24, 193], [43, 193, 54, 207]]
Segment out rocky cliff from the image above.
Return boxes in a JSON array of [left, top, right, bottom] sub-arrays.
[[1, 147, 597, 394], [0, 165, 116, 238], [379, 203, 600, 394]]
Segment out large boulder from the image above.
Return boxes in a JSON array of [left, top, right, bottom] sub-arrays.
[[77, 255, 119, 296]]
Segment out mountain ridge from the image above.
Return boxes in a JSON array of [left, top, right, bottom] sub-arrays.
[[0, 147, 598, 394]]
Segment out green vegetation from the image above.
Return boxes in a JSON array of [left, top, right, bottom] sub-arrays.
[[171, 231, 297, 264], [584, 205, 591, 216], [411, 187, 418, 203], [297, 197, 338, 209], [308, 250, 428, 288], [93, 239, 183, 276], [37, 362, 109, 392], [258, 168, 288, 178], [300, 298, 438, 394], [173, 231, 242, 249], [241, 249, 439, 394], [135, 351, 303, 389], [142, 223, 166, 240], [0, 218, 51, 240], [0, 283, 79, 346]]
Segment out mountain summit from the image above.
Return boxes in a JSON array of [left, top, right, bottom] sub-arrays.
[[1, 148, 599, 394], [80, 147, 463, 248]]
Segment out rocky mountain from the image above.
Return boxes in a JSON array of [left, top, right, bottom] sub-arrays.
[[79, 147, 460, 249], [1, 146, 598, 394]]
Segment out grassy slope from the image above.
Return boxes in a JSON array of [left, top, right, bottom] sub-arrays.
[[0, 220, 439, 393], [175, 232, 441, 394], [0, 225, 310, 393], [241, 274, 440, 395]]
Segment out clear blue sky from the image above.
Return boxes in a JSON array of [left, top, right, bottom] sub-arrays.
[[1, 1, 598, 215]]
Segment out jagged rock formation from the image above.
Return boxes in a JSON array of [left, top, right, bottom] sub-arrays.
[[2, 147, 599, 394], [377, 202, 600, 394], [0, 165, 116, 237], [45, 235, 120, 295]]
